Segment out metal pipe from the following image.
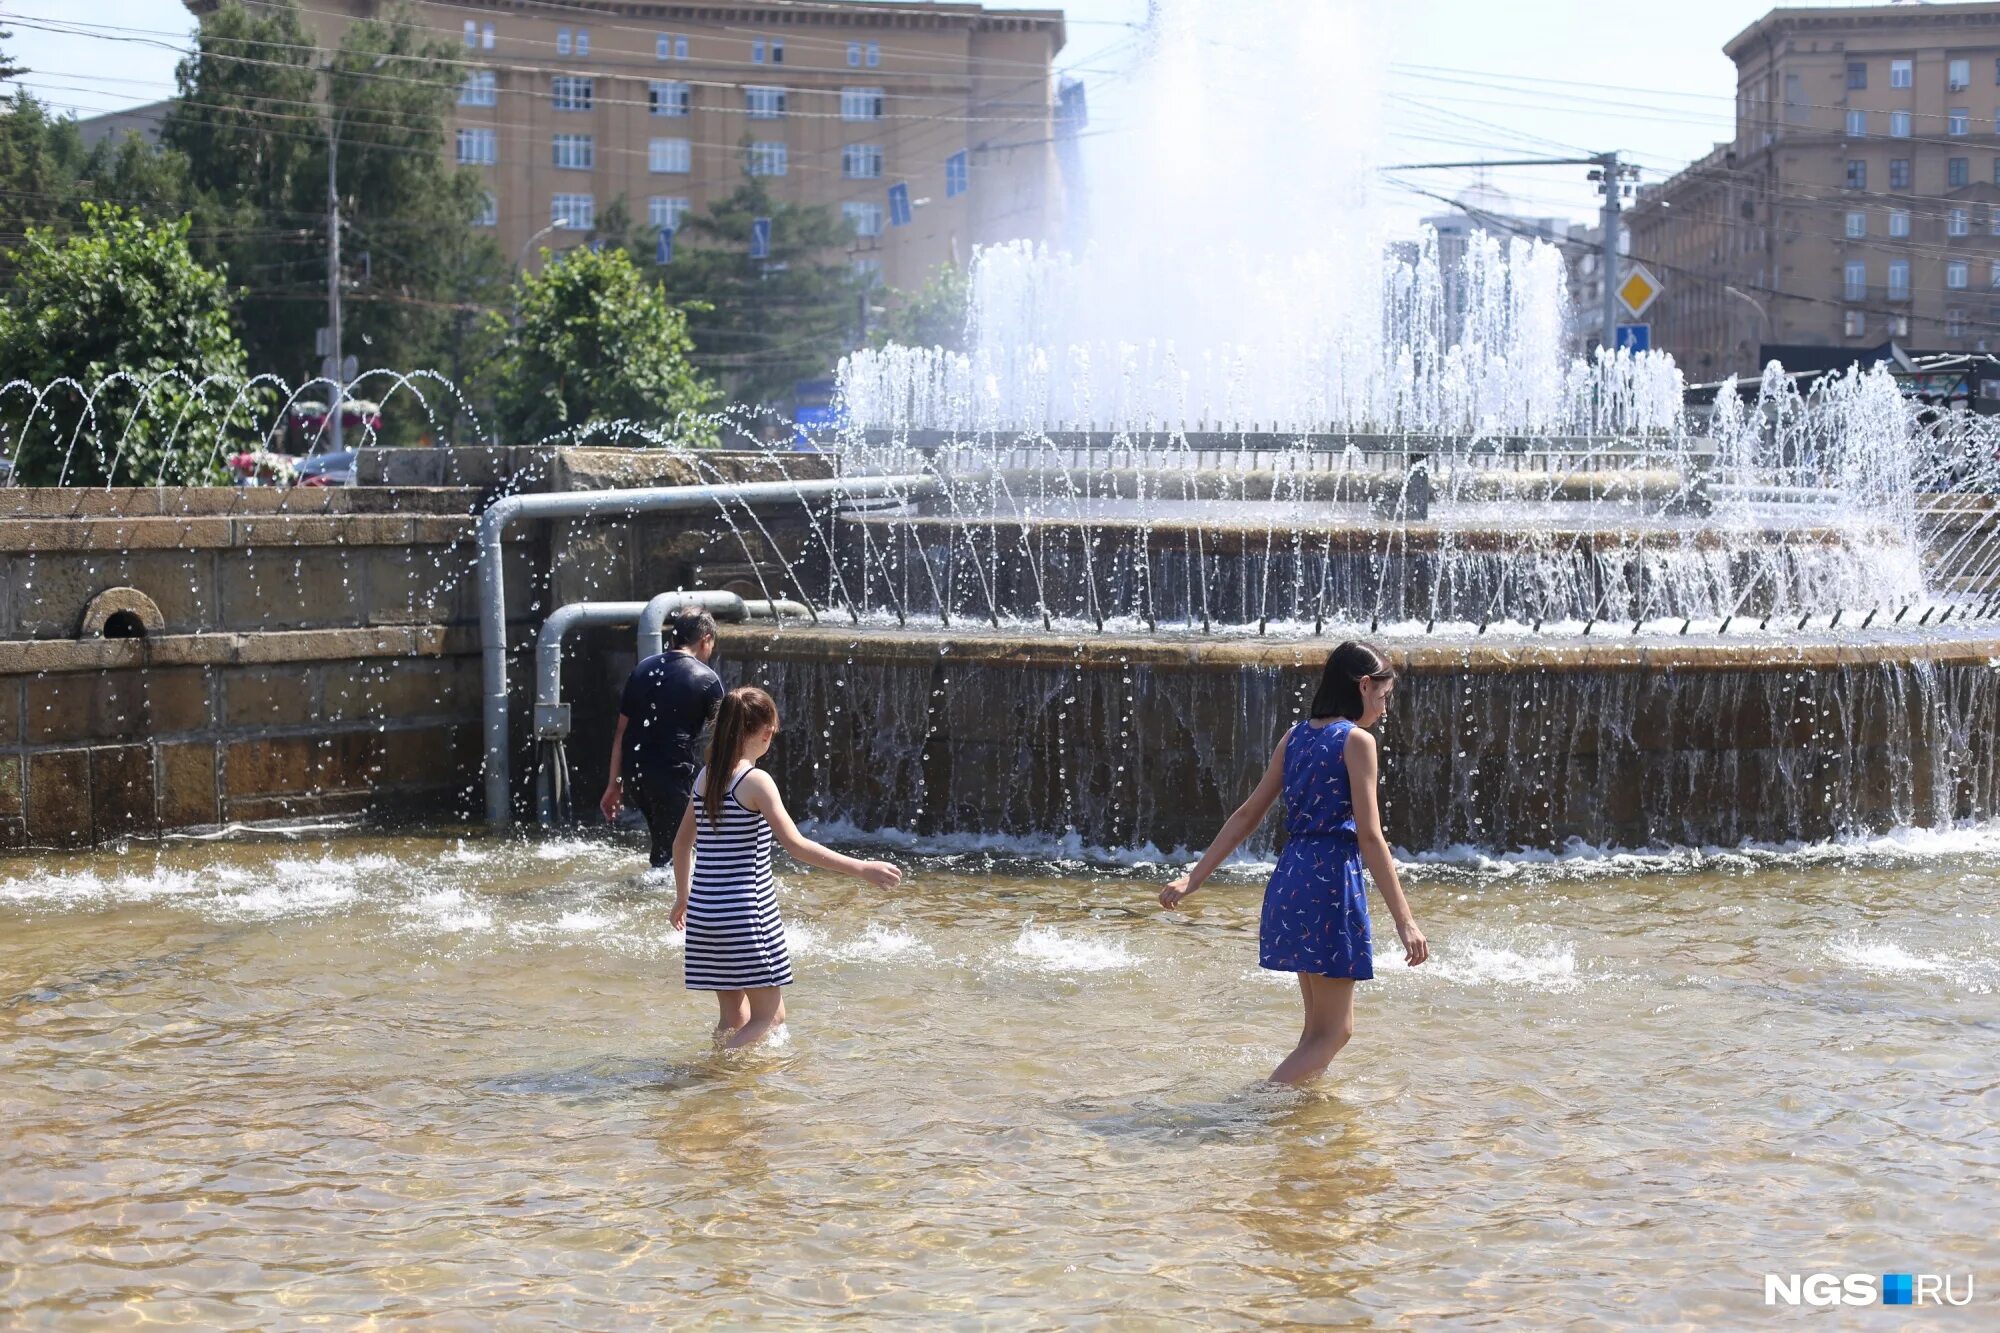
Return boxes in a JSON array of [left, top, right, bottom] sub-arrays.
[[479, 473, 932, 828], [532, 601, 650, 826], [635, 589, 808, 659]]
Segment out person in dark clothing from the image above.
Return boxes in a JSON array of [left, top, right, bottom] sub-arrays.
[[600, 608, 726, 866]]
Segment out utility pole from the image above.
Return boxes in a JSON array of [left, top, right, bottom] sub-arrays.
[[326, 116, 343, 456], [1381, 152, 1641, 353]]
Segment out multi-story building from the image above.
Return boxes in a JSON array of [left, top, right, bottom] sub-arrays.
[[1629, 1, 2000, 378], [188, 0, 1066, 291]]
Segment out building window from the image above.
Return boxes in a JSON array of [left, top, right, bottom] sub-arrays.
[[648, 137, 692, 174], [552, 76, 593, 112], [1890, 209, 1911, 237], [853, 256, 882, 285], [843, 200, 884, 237], [1890, 158, 1912, 189], [474, 192, 497, 227], [1889, 259, 1911, 298], [848, 42, 862, 67], [842, 143, 884, 179], [1949, 260, 1970, 289], [1890, 110, 1911, 138], [947, 150, 969, 198], [1844, 260, 1867, 301], [1990, 260, 2000, 289], [1951, 207, 1970, 236], [656, 33, 687, 60], [551, 193, 593, 230], [459, 70, 496, 107], [747, 141, 788, 177], [1846, 159, 1867, 190], [746, 86, 787, 119], [463, 19, 476, 47], [1951, 58, 1971, 91], [1891, 59, 1913, 89], [772, 39, 784, 64], [483, 24, 494, 50], [1891, 314, 1910, 336], [576, 30, 589, 56], [455, 127, 497, 165], [1948, 307, 1968, 337], [1844, 309, 1865, 338], [842, 87, 885, 120], [649, 81, 691, 117], [1845, 210, 1866, 238], [1951, 107, 1971, 136], [1846, 109, 1866, 137], [1990, 205, 2000, 235], [867, 41, 880, 67], [1951, 156, 1971, 187], [557, 28, 570, 56], [1847, 60, 1867, 90], [552, 134, 593, 170], [650, 196, 690, 231], [753, 38, 765, 63]]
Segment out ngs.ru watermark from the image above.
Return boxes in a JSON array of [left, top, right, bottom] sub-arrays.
[[1765, 1273, 1975, 1307]]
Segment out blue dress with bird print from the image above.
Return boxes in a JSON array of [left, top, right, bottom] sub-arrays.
[[1259, 719, 1374, 979]]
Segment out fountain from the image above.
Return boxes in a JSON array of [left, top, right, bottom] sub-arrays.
[[1, 0, 1998, 857]]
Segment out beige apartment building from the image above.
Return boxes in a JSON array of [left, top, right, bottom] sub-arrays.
[[192, 0, 1066, 291], [1629, 1, 2000, 379]]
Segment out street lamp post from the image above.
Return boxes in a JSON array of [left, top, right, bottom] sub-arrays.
[[518, 220, 561, 270], [1724, 285, 1771, 366]]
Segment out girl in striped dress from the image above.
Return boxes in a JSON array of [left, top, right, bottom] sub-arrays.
[[671, 686, 903, 1049]]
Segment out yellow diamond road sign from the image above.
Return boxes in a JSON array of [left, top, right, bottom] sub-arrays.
[[1617, 264, 1662, 318]]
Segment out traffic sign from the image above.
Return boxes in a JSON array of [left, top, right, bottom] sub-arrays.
[[1617, 264, 1662, 318], [887, 182, 912, 227], [1615, 323, 1650, 353], [749, 216, 771, 259], [656, 226, 674, 264]]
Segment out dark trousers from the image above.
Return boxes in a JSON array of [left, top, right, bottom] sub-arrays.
[[633, 775, 695, 868]]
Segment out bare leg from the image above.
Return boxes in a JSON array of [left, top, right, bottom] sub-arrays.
[[724, 986, 788, 1050], [1268, 973, 1356, 1086], [713, 990, 750, 1042]]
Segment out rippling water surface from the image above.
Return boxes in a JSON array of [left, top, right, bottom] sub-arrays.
[[3, 827, 1996, 1327]]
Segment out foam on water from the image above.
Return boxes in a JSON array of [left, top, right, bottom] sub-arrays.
[[1009, 922, 1139, 974], [400, 887, 492, 934], [1825, 933, 1993, 991], [1412, 939, 1585, 992]]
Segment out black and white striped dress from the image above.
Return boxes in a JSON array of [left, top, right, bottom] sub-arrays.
[[683, 766, 792, 991]]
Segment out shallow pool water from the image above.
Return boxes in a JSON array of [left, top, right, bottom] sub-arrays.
[[2, 828, 1996, 1326]]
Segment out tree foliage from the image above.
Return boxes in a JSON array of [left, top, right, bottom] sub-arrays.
[[477, 245, 719, 445], [658, 176, 864, 409], [873, 262, 970, 352], [0, 204, 263, 486]]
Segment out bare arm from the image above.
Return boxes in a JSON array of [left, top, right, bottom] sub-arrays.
[[669, 795, 697, 930], [1159, 731, 1289, 907], [1345, 728, 1428, 967], [736, 770, 903, 889], [599, 714, 631, 821]]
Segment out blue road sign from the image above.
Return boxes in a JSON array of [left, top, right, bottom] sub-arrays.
[[750, 216, 771, 259], [946, 151, 968, 199], [887, 182, 912, 227], [656, 227, 674, 264], [1616, 323, 1651, 353]]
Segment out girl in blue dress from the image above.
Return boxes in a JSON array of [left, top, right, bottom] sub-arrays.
[[1160, 642, 1429, 1085]]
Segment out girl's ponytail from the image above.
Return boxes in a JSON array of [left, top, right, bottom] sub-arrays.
[[703, 686, 779, 826]]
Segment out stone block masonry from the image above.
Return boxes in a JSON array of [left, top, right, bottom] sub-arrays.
[[0, 455, 841, 847]]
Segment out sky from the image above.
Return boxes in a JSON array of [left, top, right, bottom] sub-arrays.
[[0, 0, 1912, 235]]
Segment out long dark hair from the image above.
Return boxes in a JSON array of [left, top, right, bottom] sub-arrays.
[[703, 686, 778, 827], [1309, 641, 1394, 720]]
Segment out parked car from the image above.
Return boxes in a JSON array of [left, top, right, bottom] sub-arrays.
[[228, 399, 379, 486]]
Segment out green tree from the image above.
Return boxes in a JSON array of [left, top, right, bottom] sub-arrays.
[[161, 0, 324, 379], [477, 245, 719, 445], [873, 262, 970, 352], [0, 92, 93, 285], [659, 176, 864, 408], [0, 204, 264, 486], [327, 2, 505, 418]]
